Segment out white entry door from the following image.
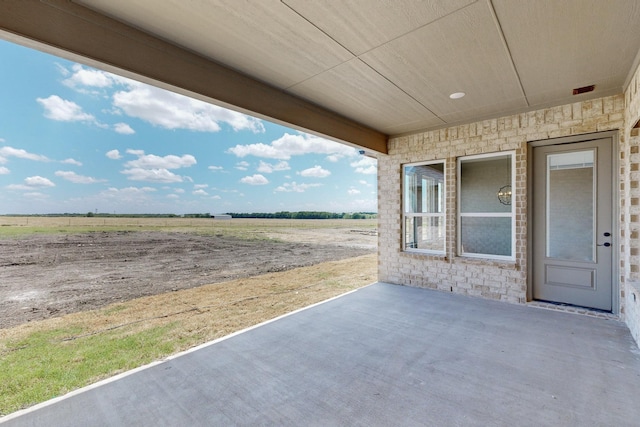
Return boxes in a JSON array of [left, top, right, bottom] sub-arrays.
[[533, 137, 613, 311]]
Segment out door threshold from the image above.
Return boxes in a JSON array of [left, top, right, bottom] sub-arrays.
[[528, 300, 619, 320]]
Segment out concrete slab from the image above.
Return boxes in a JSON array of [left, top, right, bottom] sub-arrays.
[[2, 282, 640, 426]]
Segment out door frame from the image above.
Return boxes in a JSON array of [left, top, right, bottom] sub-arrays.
[[527, 130, 619, 314]]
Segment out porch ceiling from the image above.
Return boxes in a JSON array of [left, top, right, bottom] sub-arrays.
[[2, 1, 640, 153]]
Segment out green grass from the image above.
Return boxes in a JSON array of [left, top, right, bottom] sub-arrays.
[[0, 323, 179, 416]]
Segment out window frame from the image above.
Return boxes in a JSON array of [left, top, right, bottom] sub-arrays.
[[402, 160, 446, 255], [457, 151, 516, 261]]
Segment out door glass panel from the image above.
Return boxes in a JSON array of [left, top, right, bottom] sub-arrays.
[[546, 150, 594, 261]]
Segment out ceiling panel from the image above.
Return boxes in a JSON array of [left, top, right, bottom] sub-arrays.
[[360, 0, 527, 126], [289, 58, 444, 133], [77, 0, 354, 88], [64, 0, 640, 140], [282, 0, 475, 56], [493, 0, 640, 107]]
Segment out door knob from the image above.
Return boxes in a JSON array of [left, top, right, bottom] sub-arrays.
[[597, 242, 611, 247]]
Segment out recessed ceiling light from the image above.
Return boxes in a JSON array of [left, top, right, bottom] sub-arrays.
[[449, 92, 465, 99]]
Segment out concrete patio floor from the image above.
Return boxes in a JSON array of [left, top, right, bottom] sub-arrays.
[[2, 282, 640, 426]]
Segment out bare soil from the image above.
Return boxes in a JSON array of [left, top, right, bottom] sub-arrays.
[[0, 229, 376, 329]]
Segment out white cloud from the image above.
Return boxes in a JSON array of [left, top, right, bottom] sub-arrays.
[[274, 181, 322, 193], [61, 158, 82, 166], [193, 189, 208, 196], [36, 95, 96, 123], [167, 194, 179, 199], [227, 132, 357, 160], [257, 160, 290, 173], [62, 64, 115, 89], [120, 150, 196, 183], [122, 168, 184, 183], [348, 188, 361, 195], [7, 175, 55, 190], [0, 146, 49, 163], [58, 63, 265, 133], [113, 81, 264, 133], [212, 195, 222, 200], [174, 189, 185, 194], [298, 165, 331, 178], [0, 166, 9, 174], [240, 174, 269, 185], [114, 122, 135, 134], [125, 151, 196, 169], [55, 170, 106, 184], [25, 176, 55, 187], [208, 165, 224, 171], [235, 161, 250, 171], [194, 184, 208, 189], [106, 149, 122, 160], [350, 157, 377, 175]]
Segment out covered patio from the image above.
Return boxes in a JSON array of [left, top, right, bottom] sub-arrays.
[[2, 282, 639, 426], [2, 2, 640, 424]]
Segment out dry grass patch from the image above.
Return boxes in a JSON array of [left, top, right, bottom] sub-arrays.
[[0, 254, 376, 416]]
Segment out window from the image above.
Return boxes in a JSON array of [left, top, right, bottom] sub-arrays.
[[403, 161, 445, 254], [458, 152, 515, 260]]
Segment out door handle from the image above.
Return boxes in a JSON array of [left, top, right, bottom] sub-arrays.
[[597, 242, 611, 247]]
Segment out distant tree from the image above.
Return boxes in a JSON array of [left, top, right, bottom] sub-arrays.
[[86, 211, 94, 217]]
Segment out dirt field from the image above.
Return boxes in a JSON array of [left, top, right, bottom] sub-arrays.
[[0, 219, 377, 329]]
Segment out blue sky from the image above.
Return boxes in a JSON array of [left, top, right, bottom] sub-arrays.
[[0, 39, 377, 215]]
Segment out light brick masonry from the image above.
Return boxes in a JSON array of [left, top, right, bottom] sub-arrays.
[[623, 60, 640, 345], [379, 60, 640, 347]]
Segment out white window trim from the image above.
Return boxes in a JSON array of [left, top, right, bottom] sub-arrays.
[[457, 151, 516, 261], [402, 160, 446, 255]]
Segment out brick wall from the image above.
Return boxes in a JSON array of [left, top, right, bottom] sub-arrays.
[[379, 94, 625, 307], [623, 61, 640, 344]]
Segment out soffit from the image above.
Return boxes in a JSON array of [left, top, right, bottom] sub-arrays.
[[492, 0, 640, 107], [70, 0, 640, 139]]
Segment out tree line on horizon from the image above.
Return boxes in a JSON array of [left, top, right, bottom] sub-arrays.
[[223, 211, 377, 219]]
